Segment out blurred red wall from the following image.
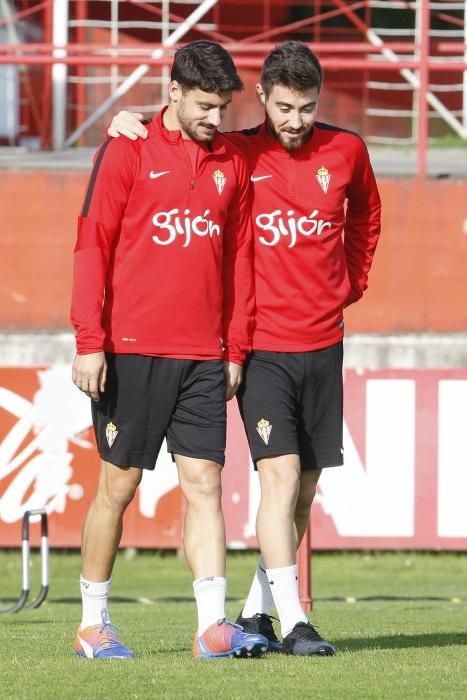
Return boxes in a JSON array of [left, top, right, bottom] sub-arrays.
[[1, 171, 466, 332]]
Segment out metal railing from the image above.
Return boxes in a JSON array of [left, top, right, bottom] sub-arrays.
[[0, 0, 466, 176]]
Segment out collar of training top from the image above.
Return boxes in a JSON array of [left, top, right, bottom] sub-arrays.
[[146, 106, 226, 156]]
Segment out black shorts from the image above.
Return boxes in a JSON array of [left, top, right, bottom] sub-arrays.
[[237, 343, 343, 470], [92, 354, 226, 469]]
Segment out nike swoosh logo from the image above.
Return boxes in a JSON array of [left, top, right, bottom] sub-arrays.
[[149, 170, 170, 179], [250, 175, 272, 182]]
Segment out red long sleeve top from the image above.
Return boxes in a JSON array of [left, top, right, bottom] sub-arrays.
[[71, 108, 254, 364], [226, 121, 381, 351]]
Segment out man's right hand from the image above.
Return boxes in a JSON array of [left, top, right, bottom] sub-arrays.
[[107, 111, 148, 140], [72, 352, 107, 401]]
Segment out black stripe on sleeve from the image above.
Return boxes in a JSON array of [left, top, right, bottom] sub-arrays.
[[81, 138, 112, 217], [314, 121, 365, 144], [234, 125, 261, 137]]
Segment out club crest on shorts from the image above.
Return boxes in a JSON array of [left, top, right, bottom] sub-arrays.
[[105, 421, 118, 448], [256, 418, 272, 445], [316, 165, 331, 193], [213, 168, 226, 195]]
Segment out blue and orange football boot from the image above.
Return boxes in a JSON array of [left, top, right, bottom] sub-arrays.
[[192, 618, 268, 659], [74, 609, 135, 659]]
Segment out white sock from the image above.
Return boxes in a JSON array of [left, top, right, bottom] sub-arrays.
[[80, 575, 111, 630], [193, 576, 226, 635], [266, 564, 308, 638], [242, 556, 274, 617]]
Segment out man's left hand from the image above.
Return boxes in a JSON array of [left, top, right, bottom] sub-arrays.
[[223, 361, 243, 401]]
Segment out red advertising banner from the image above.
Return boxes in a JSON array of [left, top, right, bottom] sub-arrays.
[[1, 366, 466, 549]]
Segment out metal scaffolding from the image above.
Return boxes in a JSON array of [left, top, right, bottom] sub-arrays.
[[0, 0, 466, 175]]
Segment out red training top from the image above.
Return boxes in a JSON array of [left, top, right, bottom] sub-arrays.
[[226, 121, 382, 352], [71, 108, 255, 364]]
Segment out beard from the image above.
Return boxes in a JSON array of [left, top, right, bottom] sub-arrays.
[[177, 104, 216, 143], [266, 116, 312, 151]]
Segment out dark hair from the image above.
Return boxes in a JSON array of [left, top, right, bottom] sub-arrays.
[[171, 40, 243, 93], [260, 41, 323, 97]]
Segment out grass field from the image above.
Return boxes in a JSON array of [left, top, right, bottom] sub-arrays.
[[0, 550, 466, 699]]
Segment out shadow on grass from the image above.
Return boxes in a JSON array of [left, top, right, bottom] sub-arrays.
[[317, 595, 464, 602], [47, 595, 243, 604], [337, 632, 467, 652], [2, 594, 462, 606], [0, 595, 141, 606]]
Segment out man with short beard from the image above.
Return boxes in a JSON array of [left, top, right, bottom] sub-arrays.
[[109, 41, 381, 657], [71, 40, 267, 660]]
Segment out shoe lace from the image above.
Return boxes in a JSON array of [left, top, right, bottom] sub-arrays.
[[97, 609, 123, 650], [256, 614, 280, 642], [294, 621, 324, 642], [216, 618, 243, 631]]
